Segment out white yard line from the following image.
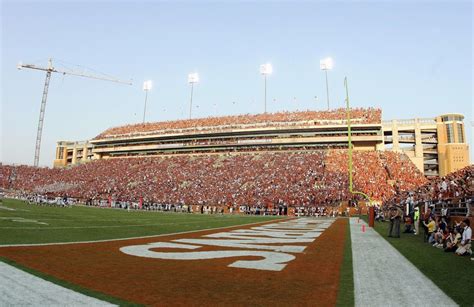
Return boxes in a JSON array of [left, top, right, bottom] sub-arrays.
[[0, 213, 251, 228], [0, 218, 290, 248], [0, 219, 224, 229], [0, 262, 115, 306], [349, 218, 457, 307], [0, 206, 15, 211]]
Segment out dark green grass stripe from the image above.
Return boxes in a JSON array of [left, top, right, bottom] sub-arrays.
[[0, 199, 285, 245], [0, 257, 141, 307], [336, 218, 354, 307]]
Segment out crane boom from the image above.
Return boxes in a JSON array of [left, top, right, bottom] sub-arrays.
[[17, 58, 132, 166], [17, 60, 132, 85]]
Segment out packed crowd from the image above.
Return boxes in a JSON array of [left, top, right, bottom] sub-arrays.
[[0, 149, 424, 212], [386, 165, 474, 205], [322, 150, 426, 201], [95, 108, 382, 139]]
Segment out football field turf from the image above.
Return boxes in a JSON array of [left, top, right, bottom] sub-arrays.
[[0, 199, 283, 245], [1, 199, 469, 306], [0, 199, 352, 306]]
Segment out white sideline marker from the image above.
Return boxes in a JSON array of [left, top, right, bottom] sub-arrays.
[[0, 262, 115, 306], [350, 218, 457, 307]]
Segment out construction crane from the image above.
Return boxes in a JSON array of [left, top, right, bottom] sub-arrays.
[[17, 58, 132, 167]]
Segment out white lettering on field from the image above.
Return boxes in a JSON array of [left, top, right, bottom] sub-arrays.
[[119, 218, 334, 271]]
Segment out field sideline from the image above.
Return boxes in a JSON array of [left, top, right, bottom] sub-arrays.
[[363, 216, 474, 306]]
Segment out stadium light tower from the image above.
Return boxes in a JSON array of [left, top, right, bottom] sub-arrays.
[[260, 63, 272, 113], [320, 57, 333, 110], [188, 72, 199, 119], [142, 80, 152, 123]]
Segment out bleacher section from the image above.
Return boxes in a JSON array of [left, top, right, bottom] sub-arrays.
[[1, 150, 425, 209]]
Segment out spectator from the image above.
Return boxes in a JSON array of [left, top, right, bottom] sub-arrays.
[[423, 216, 436, 244], [433, 217, 448, 245], [413, 207, 420, 235], [403, 214, 413, 233], [388, 205, 402, 238], [445, 227, 462, 253], [455, 219, 472, 256]]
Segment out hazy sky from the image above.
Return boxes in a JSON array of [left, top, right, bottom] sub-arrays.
[[1, 1, 472, 166]]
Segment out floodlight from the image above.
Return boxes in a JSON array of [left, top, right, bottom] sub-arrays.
[[260, 63, 273, 113], [320, 57, 334, 110], [142, 80, 152, 123], [320, 57, 333, 70], [143, 80, 152, 91], [260, 63, 273, 75], [188, 72, 199, 119], [188, 72, 199, 84]]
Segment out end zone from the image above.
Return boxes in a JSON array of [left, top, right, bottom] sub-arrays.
[[0, 218, 348, 306]]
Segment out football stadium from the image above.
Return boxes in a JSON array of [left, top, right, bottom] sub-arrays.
[[1, 2, 473, 307], [1, 106, 473, 306]]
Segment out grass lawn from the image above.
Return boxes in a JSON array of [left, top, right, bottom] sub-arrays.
[[0, 199, 284, 245], [366, 216, 474, 307], [336, 218, 354, 307]]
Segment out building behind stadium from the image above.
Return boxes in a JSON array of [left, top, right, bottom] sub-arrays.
[[53, 109, 470, 177]]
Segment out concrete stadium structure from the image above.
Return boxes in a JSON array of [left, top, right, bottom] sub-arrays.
[[383, 113, 469, 177], [54, 112, 469, 177]]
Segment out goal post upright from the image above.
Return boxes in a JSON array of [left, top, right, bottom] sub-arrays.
[[344, 77, 373, 220]]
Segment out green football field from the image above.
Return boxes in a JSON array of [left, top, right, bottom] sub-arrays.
[[1, 198, 472, 307], [0, 199, 284, 245]]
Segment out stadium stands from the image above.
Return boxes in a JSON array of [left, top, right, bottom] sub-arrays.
[[394, 165, 473, 203], [1, 149, 426, 213], [94, 108, 382, 139], [385, 164, 473, 223]]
